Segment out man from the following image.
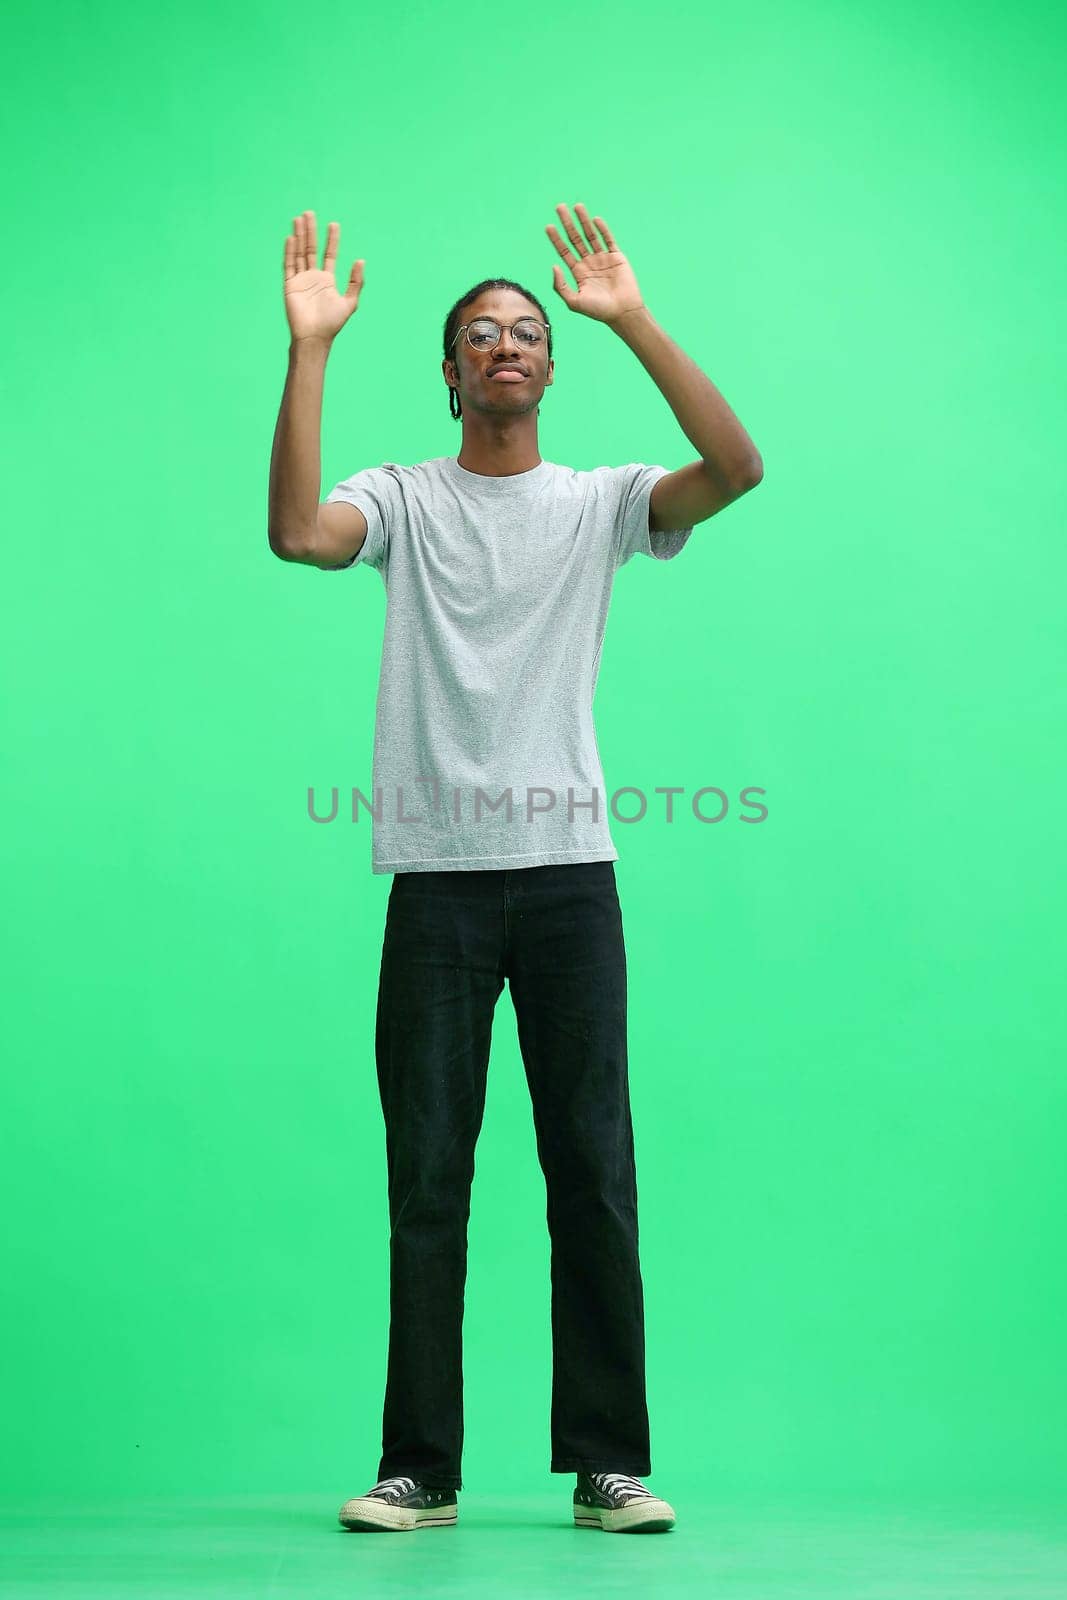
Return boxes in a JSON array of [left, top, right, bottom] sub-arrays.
[[268, 202, 763, 1534]]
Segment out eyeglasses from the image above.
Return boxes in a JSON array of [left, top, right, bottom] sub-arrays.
[[450, 317, 551, 352]]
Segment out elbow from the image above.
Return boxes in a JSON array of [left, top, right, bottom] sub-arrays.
[[268, 526, 310, 563], [733, 455, 764, 493]]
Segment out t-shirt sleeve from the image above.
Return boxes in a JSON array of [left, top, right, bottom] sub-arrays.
[[612, 463, 695, 570], [321, 462, 408, 575]]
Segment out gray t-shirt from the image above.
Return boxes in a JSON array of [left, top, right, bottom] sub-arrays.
[[324, 454, 693, 874]]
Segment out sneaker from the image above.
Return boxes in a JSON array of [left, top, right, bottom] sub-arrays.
[[573, 1469, 676, 1532], [338, 1474, 459, 1531]]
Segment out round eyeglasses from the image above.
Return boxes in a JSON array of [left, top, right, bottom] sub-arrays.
[[451, 317, 551, 352]]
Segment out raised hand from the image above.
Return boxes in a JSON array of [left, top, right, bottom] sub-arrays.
[[283, 210, 365, 344], [545, 203, 645, 326]]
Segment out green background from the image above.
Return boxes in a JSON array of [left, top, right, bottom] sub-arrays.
[[3, 0, 1066, 1587]]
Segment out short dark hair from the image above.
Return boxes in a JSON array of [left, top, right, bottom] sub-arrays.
[[443, 277, 553, 421]]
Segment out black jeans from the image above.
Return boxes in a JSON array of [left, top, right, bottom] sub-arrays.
[[372, 859, 651, 1491]]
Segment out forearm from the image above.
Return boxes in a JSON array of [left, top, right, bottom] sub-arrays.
[[268, 337, 333, 554], [609, 307, 762, 487]]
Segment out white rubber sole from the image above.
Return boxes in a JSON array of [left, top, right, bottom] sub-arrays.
[[338, 1496, 458, 1531], [574, 1496, 676, 1532]]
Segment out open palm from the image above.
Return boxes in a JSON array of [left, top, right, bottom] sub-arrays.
[[545, 203, 645, 325], [283, 210, 365, 343]]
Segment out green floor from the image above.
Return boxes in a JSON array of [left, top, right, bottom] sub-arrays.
[[2, 1493, 1065, 1599]]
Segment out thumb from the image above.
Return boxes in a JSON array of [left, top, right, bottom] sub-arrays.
[[342, 258, 365, 308], [552, 264, 577, 309]]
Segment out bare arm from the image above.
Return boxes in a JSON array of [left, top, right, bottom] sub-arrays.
[[267, 337, 367, 565], [608, 307, 762, 491], [267, 210, 369, 568], [544, 202, 763, 532]]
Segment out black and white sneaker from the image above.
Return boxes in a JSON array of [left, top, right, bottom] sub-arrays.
[[338, 1474, 459, 1531], [573, 1469, 676, 1532]]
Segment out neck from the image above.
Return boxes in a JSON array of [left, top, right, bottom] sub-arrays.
[[456, 415, 542, 477]]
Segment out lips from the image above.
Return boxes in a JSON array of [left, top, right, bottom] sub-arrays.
[[489, 364, 527, 378]]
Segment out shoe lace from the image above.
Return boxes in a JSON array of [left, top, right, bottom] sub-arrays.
[[372, 1474, 417, 1496], [590, 1471, 649, 1498]]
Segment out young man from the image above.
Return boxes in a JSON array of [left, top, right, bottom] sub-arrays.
[[268, 203, 762, 1534]]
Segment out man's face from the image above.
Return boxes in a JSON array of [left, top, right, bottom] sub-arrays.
[[444, 290, 554, 415]]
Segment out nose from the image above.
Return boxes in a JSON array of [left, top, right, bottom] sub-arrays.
[[490, 328, 520, 359]]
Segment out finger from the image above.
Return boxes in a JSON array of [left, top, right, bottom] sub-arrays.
[[555, 202, 590, 258], [545, 223, 581, 273], [322, 221, 339, 276], [592, 212, 618, 251], [305, 210, 318, 269], [572, 202, 603, 253], [284, 231, 294, 281], [294, 214, 305, 273]]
